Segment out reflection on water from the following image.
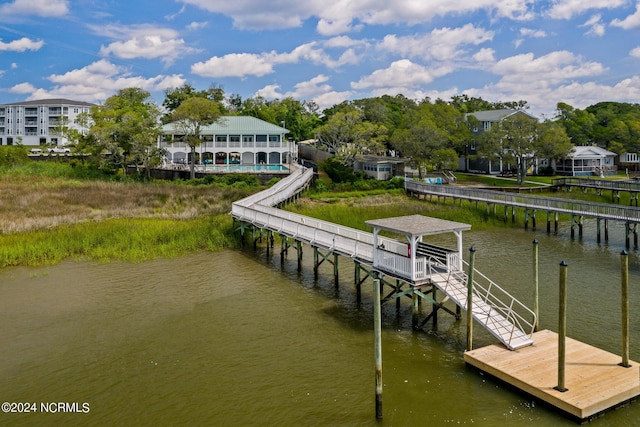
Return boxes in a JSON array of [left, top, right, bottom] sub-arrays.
[[1, 222, 640, 426]]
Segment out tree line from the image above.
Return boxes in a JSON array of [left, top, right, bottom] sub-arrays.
[[57, 83, 640, 182]]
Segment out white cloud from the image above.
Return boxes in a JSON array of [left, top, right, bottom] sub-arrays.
[[0, 0, 68, 17], [0, 37, 44, 52], [10, 59, 186, 102], [187, 21, 209, 31], [611, 3, 640, 29], [547, 0, 627, 20], [289, 75, 352, 109], [631, 47, 640, 58], [255, 75, 352, 109], [352, 59, 453, 91], [192, 53, 276, 78], [11, 63, 18, 69], [473, 48, 495, 63], [178, 0, 534, 35], [378, 24, 494, 61], [10, 82, 37, 93], [520, 28, 548, 38], [582, 14, 605, 36], [491, 51, 606, 84], [191, 38, 363, 78], [254, 84, 283, 99], [91, 24, 198, 65], [461, 50, 614, 116]]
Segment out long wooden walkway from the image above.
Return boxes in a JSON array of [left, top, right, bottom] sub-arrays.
[[406, 179, 640, 247], [554, 176, 640, 193], [231, 166, 535, 350], [232, 167, 640, 421], [406, 179, 640, 223]]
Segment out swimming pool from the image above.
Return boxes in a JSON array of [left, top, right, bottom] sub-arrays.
[[202, 164, 289, 172]]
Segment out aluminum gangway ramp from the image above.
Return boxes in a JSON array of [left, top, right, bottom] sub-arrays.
[[428, 262, 534, 350]]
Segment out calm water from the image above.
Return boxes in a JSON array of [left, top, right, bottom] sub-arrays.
[[2, 219, 640, 426]]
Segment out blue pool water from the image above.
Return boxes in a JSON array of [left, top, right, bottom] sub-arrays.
[[203, 164, 289, 172]]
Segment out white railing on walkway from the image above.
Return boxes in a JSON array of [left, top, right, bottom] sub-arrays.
[[231, 167, 535, 349], [406, 180, 640, 222]]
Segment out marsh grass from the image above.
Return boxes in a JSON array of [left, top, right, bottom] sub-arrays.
[[0, 215, 235, 268], [288, 193, 512, 232], [0, 174, 255, 233], [0, 161, 259, 267]]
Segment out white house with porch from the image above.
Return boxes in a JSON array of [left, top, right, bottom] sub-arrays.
[[556, 145, 617, 176], [159, 116, 295, 166]]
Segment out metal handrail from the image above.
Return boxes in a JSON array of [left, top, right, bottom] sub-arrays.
[[424, 257, 535, 348], [460, 259, 536, 343]]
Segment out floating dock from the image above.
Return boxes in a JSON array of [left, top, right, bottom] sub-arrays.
[[464, 329, 640, 421]]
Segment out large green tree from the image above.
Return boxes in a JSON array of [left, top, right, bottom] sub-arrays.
[[238, 96, 321, 142], [170, 97, 222, 179], [88, 88, 162, 176], [314, 108, 387, 165], [478, 113, 539, 184], [163, 83, 226, 122], [536, 120, 574, 170], [390, 114, 449, 178], [479, 113, 572, 183], [555, 102, 596, 146]]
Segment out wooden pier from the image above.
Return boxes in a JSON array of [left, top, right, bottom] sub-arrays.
[[406, 179, 640, 248], [232, 166, 640, 421], [464, 329, 640, 421]]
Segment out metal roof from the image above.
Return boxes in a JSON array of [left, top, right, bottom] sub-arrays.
[[570, 145, 616, 158], [162, 115, 288, 133], [0, 98, 95, 107], [465, 109, 538, 122], [366, 215, 471, 237]]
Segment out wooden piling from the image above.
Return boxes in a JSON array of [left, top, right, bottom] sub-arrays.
[[533, 239, 539, 332], [621, 250, 630, 368], [466, 247, 476, 352], [373, 277, 383, 419], [556, 260, 568, 392], [412, 291, 419, 329]]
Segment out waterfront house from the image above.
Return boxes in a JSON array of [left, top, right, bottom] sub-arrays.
[[556, 145, 617, 176], [159, 116, 295, 167], [460, 109, 539, 174], [353, 155, 408, 180]]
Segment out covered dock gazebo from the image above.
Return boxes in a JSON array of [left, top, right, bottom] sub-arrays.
[[365, 215, 471, 284]]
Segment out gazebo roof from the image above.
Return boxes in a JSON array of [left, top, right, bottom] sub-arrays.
[[365, 215, 471, 238]]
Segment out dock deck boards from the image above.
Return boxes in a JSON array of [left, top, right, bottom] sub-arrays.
[[464, 329, 640, 420]]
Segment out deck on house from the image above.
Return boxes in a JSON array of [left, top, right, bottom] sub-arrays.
[[464, 329, 640, 421]]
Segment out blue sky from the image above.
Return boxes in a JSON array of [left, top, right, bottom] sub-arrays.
[[2, 0, 640, 118]]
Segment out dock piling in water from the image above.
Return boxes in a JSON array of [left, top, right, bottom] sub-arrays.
[[533, 240, 539, 332], [621, 250, 630, 368], [466, 246, 476, 352], [556, 260, 568, 393], [373, 277, 383, 419]]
